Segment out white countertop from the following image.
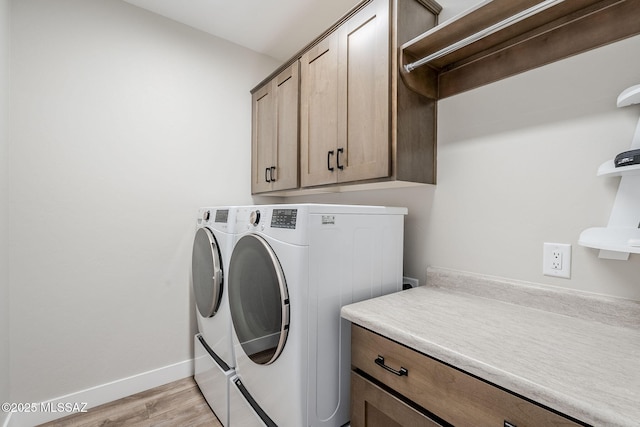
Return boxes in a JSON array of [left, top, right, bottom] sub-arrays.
[[341, 274, 640, 427]]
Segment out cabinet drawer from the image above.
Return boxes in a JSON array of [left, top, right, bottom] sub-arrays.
[[351, 371, 443, 427], [351, 325, 584, 427]]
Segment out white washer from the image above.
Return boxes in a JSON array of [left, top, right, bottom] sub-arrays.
[[192, 207, 238, 426], [227, 204, 407, 427]]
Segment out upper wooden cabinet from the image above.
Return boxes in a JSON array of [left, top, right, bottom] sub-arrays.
[[301, 0, 390, 188], [251, 62, 299, 194], [251, 0, 442, 195], [299, 33, 340, 187]]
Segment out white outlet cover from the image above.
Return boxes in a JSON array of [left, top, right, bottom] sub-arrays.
[[543, 243, 571, 279]]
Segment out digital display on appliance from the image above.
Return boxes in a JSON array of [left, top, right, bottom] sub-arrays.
[[215, 209, 229, 223], [271, 209, 297, 229]]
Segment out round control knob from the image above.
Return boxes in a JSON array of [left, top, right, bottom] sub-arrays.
[[249, 210, 261, 226], [202, 210, 211, 221]]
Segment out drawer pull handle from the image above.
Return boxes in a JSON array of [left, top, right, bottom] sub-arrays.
[[375, 355, 408, 377]]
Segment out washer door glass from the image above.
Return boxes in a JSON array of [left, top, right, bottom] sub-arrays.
[[229, 234, 289, 365], [192, 227, 223, 318]]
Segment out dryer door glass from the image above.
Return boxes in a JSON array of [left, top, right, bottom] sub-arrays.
[[228, 234, 289, 365], [192, 227, 223, 318]]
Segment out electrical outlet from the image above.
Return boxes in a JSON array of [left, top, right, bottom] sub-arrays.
[[551, 249, 563, 270], [402, 276, 419, 290], [543, 243, 571, 279]]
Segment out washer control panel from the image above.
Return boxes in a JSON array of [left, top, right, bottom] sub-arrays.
[[214, 209, 229, 223]]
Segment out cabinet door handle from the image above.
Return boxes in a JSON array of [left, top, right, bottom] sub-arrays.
[[375, 355, 408, 377], [265, 167, 271, 183], [270, 166, 276, 182], [337, 148, 344, 170], [327, 150, 335, 171]]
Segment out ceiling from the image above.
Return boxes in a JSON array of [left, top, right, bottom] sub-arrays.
[[122, 0, 363, 62]]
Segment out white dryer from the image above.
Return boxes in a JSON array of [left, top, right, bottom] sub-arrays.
[[192, 207, 238, 427], [227, 204, 407, 427]]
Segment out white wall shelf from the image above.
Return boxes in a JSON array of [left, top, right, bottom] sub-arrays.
[[597, 160, 640, 177], [579, 227, 640, 260], [579, 83, 640, 260]]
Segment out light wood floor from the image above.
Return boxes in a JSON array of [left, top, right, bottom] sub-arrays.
[[38, 377, 222, 427]]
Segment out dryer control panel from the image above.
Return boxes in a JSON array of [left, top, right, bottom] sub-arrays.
[[271, 209, 297, 229]]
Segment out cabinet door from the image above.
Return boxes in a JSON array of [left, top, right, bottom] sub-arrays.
[[272, 62, 299, 192], [251, 63, 299, 194], [300, 33, 339, 188], [351, 372, 442, 427], [337, 0, 390, 183], [251, 83, 276, 194]]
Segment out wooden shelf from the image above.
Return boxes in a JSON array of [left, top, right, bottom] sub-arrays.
[[400, 0, 640, 99]]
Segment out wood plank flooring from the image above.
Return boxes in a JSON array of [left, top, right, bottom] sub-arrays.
[[38, 377, 222, 427]]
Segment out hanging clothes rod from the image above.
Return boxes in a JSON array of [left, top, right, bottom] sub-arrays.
[[404, 0, 566, 73]]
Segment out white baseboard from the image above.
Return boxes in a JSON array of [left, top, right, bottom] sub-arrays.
[[7, 359, 194, 427]]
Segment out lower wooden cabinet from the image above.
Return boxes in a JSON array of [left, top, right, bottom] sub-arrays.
[[350, 325, 585, 427], [351, 371, 443, 427]]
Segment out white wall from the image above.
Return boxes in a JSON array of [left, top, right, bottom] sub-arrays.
[[289, 35, 640, 302], [431, 35, 640, 300], [10, 0, 279, 403], [0, 0, 10, 421]]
